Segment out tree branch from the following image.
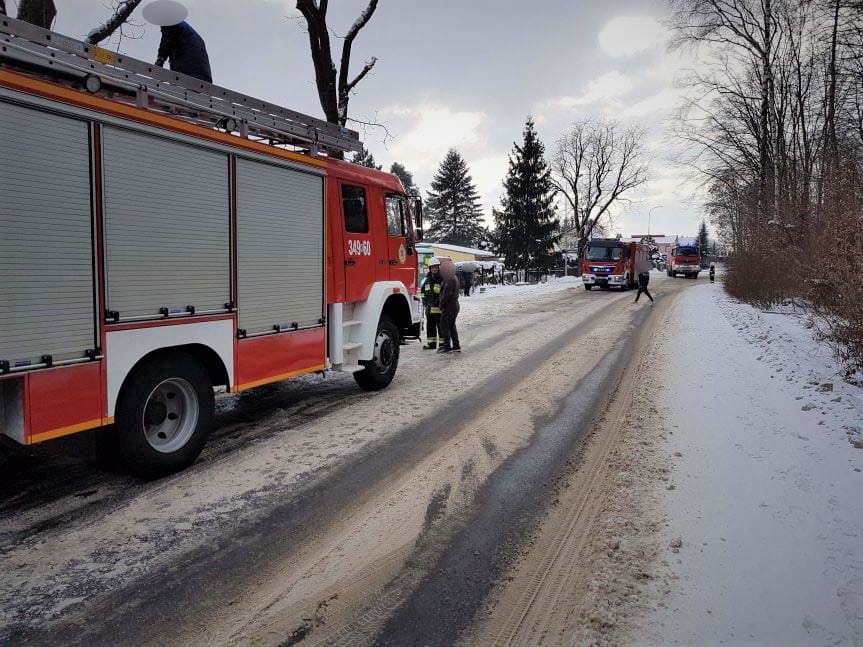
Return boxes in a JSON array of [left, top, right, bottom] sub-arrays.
[[86, 0, 143, 45]]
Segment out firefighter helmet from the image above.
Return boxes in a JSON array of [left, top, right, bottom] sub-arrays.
[[429, 256, 441, 267]]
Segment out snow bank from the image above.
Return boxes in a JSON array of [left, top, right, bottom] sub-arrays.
[[645, 283, 863, 645], [466, 276, 582, 302]]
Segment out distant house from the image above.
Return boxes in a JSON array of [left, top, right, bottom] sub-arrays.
[[415, 242, 501, 283], [415, 242, 498, 264], [623, 234, 678, 257]]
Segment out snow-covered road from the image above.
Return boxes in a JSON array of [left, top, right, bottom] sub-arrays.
[[5, 274, 858, 646]]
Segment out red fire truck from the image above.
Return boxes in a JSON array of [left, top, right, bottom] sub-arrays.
[[581, 239, 652, 291], [667, 237, 701, 279], [0, 18, 422, 476]]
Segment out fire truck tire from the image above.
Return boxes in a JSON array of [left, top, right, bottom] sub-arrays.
[[114, 353, 215, 479], [584, 285, 592, 291], [354, 316, 400, 392]]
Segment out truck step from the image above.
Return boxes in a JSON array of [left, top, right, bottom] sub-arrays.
[[343, 320, 362, 328], [342, 342, 363, 352], [338, 364, 363, 374]]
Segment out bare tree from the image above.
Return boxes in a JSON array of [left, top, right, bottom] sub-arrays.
[[16, 0, 56, 28], [86, 0, 144, 45], [295, 0, 380, 131], [551, 118, 649, 268]]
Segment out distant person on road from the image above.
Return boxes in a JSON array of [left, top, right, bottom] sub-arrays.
[[421, 257, 443, 350], [709, 264, 716, 283], [634, 271, 654, 305], [0, 0, 6, 17], [143, 1, 213, 83], [460, 269, 473, 297], [437, 259, 461, 353]]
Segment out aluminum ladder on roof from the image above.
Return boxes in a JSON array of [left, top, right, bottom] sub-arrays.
[[0, 15, 362, 154]]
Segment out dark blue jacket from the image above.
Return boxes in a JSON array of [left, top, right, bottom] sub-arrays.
[[638, 272, 650, 288], [157, 22, 212, 83]]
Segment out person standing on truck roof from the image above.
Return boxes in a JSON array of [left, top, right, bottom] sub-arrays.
[[143, 0, 213, 84], [437, 258, 461, 354], [634, 271, 654, 305], [421, 257, 443, 350]]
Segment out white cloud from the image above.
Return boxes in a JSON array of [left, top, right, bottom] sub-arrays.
[[619, 88, 681, 119], [381, 105, 486, 173], [469, 155, 510, 217], [598, 16, 667, 58], [549, 71, 633, 109]]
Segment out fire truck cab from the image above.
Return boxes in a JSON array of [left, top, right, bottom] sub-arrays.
[[0, 17, 422, 477]]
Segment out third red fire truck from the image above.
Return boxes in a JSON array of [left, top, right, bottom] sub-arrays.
[[667, 237, 702, 279], [0, 17, 422, 477]]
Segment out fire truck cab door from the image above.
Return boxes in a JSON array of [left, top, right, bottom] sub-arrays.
[[384, 193, 417, 293], [339, 182, 376, 303]]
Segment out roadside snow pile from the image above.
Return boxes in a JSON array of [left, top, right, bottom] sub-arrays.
[[468, 276, 582, 302], [644, 283, 863, 645]]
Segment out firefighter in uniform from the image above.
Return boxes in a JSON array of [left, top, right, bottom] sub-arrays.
[[421, 257, 443, 349]]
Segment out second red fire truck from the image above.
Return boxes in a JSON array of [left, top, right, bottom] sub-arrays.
[[581, 239, 652, 291], [0, 17, 422, 477]]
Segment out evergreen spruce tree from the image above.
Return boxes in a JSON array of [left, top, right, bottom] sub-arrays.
[[352, 148, 382, 170], [425, 149, 486, 246], [389, 162, 418, 195], [495, 118, 559, 271], [698, 219, 709, 254]]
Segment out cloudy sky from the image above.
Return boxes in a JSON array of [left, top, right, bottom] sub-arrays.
[[15, 0, 706, 237]]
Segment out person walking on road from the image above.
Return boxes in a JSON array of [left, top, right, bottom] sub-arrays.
[[438, 258, 461, 353], [421, 257, 443, 350], [709, 264, 716, 283], [634, 271, 654, 305]]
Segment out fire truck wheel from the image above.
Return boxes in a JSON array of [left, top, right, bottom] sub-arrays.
[[354, 317, 400, 392], [584, 285, 593, 291], [115, 353, 215, 479]]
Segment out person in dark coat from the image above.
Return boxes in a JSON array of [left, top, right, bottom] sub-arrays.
[[421, 258, 443, 349], [0, 1, 6, 17], [709, 264, 716, 283], [634, 271, 654, 304], [460, 269, 473, 297], [155, 21, 212, 82], [437, 259, 461, 353]]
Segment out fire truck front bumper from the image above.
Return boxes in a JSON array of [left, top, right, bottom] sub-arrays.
[[583, 273, 625, 286], [673, 265, 700, 273]]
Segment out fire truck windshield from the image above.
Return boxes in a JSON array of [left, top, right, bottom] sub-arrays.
[[586, 246, 623, 261], [675, 247, 699, 257]]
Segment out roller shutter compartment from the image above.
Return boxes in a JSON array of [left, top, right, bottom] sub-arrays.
[[0, 101, 95, 368], [102, 127, 230, 320], [236, 159, 324, 336]]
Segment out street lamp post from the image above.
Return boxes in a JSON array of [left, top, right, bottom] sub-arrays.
[[648, 205, 663, 239]]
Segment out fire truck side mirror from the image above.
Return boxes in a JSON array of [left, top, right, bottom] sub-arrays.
[[411, 196, 423, 232], [414, 227, 424, 243]]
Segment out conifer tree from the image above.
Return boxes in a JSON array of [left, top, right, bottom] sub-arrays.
[[495, 118, 559, 271], [698, 219, 709, 255], [352, 148, 382, 170], [389, 162, 417, 195], [425, 149, 486, 246]]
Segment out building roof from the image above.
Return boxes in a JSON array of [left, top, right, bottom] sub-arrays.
[[418, 242, 497, 257], [622, 235, 679, 245]]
